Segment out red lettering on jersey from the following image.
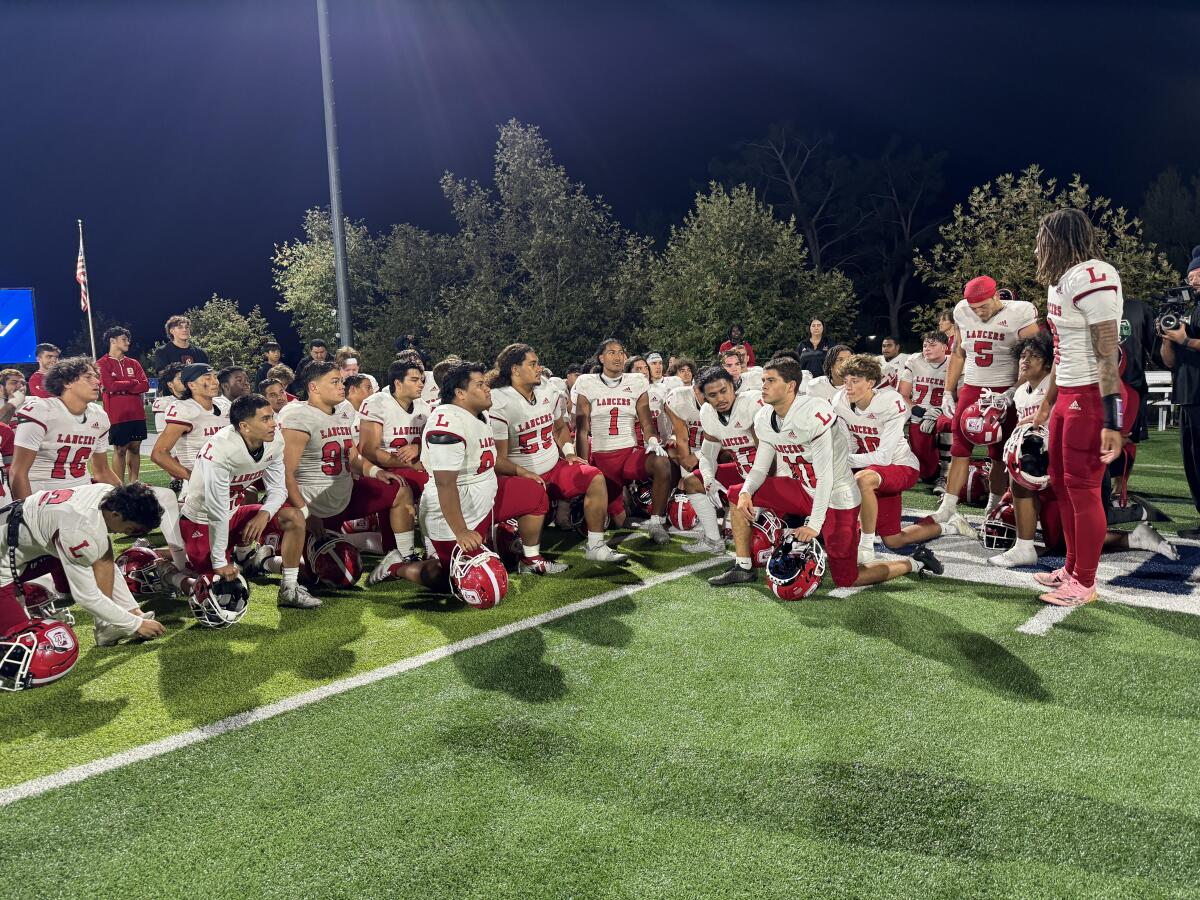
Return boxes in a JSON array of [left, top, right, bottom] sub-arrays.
[[68, 540, 90, 558], [814, 411, 832, 426], [433, 413, 450, 428], [1086, 267, 1107, 284]]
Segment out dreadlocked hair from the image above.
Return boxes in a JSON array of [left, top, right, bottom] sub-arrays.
[[1036, 208, 1100, 286], [490, 343, 534, 388]]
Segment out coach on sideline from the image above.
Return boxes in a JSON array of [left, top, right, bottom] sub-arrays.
[[1159, 250, 1200, 537]]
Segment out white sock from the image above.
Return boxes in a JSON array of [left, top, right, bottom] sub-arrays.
[[938, 493, 958, 513], [522, 544, 540, 559], [394, 531, 414, 556], [263, 556, 283, 574], [167, 571, 191, 592], [1014, 538, 1036, 555], [860, 531, 875, 548], [988, 492, 1003, 510], [282, 567, 299, 589], [909, 557, 924, 574], [170, 548, 189, 570], [687, 493, 720, 542], [735, 556, 752, 570], [648, 514, 665, 526], [587, 531, 605, 550]]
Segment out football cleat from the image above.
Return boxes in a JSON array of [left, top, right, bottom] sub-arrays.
[[682, 537, 725, 555], [1004, 424, 1050, 492], [933, 475, 948, 496], [95, 611, 155, 648], [645, 520, 672, 545], [236, 545, 276, 578], [1034, 566, 1070, 588], [943, 513, 978, 539], [190, 575, 250, 628], [368, 549, 406, 585], [584, 544, 628, 563], [277, 583, 322, 609], [449, 546, 508, 610], [1039, 576, 1098, 607], [708, 563, 756, 586], [766, 536, 826, 600], [911, 545, 943, 576], [0, 618, 79, 690], [517, 555, 568, 575], [1128, 522, 1178, 560]]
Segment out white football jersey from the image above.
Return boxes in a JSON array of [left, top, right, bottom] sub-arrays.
[[164, 398, 228, 472], [489, 384, 562, 476], [419, 403, 499, 540], [664, 385, 703, 452], [421, 375, 441, 407], [1047, 259, 1123, 388], [878, 354, 910, 390], [699, 390, 761, 476], [213, 395, 231, 416], [738, 368, 764, 394], [752, 396, 859, 511], [359, 391, 429, 452], [901, 355, 950, 411], [574, 373, 648, 453], [152, 395, 177, 434], [833, 387, 919, 471], [1014, 373, 1051, 421], [278, 400, 357, 518], [182, 425, 286, 522], [12, 483, 112, 571], [805, 376, 838, 402], [954, 297, 1038, 388], [14, 397, 111, 491]]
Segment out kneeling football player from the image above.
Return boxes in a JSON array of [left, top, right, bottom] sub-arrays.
[[181, 394, 315, 609], [710, 358, 941, 591], [1, 482, 167, 647], [834, 354, 974, 562]]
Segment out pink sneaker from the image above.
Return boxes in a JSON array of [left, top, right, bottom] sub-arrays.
[[1039, 576, 1098, 607], [1034, 566, 1069, 588]]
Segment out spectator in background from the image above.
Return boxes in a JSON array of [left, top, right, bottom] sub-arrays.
[[674, 357, 696, 387], [1159, 250, 1200, 537], [255, 341, 283, 388], [26, 343, 59, 398], [98, 326, 149, 483], [217, 366, 251, 407], [395, 333, 429, 366], [152, 315, 209, 372], [336, 346, 378, 392], [938, 307, 957, 354], [797, 318, 832, 378], [307, 339, 328, 363], [719, 325, 756, 368], [0, 368, 27, 425]]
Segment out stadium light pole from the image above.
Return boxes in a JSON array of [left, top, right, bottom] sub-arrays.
[[316, 0, 353, 345]]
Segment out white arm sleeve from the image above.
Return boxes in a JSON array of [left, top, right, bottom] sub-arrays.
[[59, 554, 141, 634], [697, 437, 721, 484], [804, 429, 835, 534], [740, 440, 776, 498], [259, 455, 288, 519], [848, 408, 906, 469], [202, 461, 234, 571]]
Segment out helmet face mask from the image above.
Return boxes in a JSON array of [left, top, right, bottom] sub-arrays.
[[0, 634, 34, 691], [449, 546, 508, 610], [982, 501, 1017, 551], [1005, 424, 1050, 492], [751, 511, 785, 568], [767, 535, 827, 600], [0, 620, 79, 690], [116, 547, 173, 596], [190, 574, 250, 628]]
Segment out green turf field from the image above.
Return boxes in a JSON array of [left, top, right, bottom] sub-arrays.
[[1, 431, 1198, 897]]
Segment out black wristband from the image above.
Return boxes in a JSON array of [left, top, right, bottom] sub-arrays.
[[1102, 393, 1123, 432]]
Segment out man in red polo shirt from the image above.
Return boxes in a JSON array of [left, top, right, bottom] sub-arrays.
[[97, 327, 149, 483]]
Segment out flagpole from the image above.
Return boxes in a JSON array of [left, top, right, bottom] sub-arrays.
[[77, 219, 97, 360]]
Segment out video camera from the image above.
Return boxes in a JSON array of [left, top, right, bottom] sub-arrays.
[[1154, 285, 1197, 333]]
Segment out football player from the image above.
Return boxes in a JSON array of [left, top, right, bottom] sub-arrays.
[[151, 363, 229, 488], [933, 275, 1039, 523], [835, 355, 973, 563], [0, 368, 27, 425], [805, 345, 852, 401], [358, 355, 430, 499], [397, 361, 556, 587], [574, 339, 674, 543], [259, 377, 291, 414], [877, 336, 908, 389], [1, 482, 167, 647], [181, 394, 316, 609], [675, 366, 762, 554], [278, 361, 415, 585], [899, 331, 953, 486], [709, 358, 940, 590], [489, 344, 620, 565]]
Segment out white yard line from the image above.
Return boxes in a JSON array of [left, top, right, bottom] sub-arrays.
[[0, 557, 721, 808], [1016, 605, 1076, 635]]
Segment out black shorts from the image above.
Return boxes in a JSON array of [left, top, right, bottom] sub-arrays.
[[110, 419, 147, 447]]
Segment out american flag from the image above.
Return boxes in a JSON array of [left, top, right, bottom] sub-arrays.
[[76, 233, 89, 312]]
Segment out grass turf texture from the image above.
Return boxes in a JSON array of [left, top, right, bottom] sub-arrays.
[[1, 571, 1198, 897]]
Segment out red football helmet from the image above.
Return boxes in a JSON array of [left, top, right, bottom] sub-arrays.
[[959, 459, 991, 506], [116, 546, 172, 596], [751, 510, 785, 568], [766, 536, 827, 600], [982, 497, 1016, 551], [305, 537, 363, 589], [493, 518, 523, 569], [19, 580, 74, 626], [449, 546, 508, 610], [960, 389, 1007, 446], [628, 482, 654, 519], [340, 513, 380, 536], [190, 574, 251, 628], [1004, 423, 1050, 492], [668, 495, 698, 532], [0, 618, 79, 691]]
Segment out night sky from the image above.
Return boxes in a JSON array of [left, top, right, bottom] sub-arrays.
[[5, 0, 1200, 354]]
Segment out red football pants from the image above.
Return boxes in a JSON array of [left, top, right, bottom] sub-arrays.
[[1047, 385, 1107, 588]]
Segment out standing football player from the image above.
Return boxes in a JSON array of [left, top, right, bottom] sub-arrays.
[[933, 275, 1039, 523], [278, 361, 415, 585], [835, 355, 973, 563], [490, 344, 621, 564], [181, 394, 317, 609], [709, 358, 940, 589], [574, 338, 674, 543]]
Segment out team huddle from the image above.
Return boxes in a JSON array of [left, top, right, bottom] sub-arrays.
[[0, 208, 1179, 691]]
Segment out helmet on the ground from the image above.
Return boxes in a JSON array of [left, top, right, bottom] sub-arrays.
[[0, 619, 79, 690], [308, 537, 363, 589], [960, 459, 991, 506], [190, 573, 250, 628], [449, 546, 508, 610], [766, 535, 827, 600], [116, 546, 172, 596], [982, 498, 1017, 551], [1005, 423, 1050, 492], [667, 495, 698, 532], [19, 581, 74, 626], [751, 510, 785, 568]]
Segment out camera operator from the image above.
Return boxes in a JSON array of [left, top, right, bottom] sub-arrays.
[[1158, 250, 1200, 536]]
